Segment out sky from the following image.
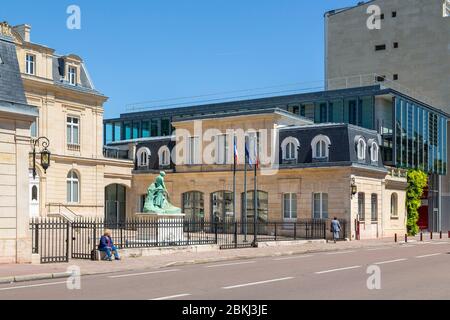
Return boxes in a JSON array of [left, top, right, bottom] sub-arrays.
[[1, 0, 359, 118]]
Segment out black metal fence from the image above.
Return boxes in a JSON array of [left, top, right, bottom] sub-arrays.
[[31, 217, 347, 263], [30, 218, 70, 264]]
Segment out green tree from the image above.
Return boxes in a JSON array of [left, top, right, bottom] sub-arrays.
[[406, 170, 428, 236]]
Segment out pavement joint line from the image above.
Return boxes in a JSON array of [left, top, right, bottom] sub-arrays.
[[315, 265, 361, 274], [273, 255, 314, 261], [0, 281, 67, 291], [429, 242, 448, 245], [205, 261, 256, 268], [108, 269, 180, 278], [222, 277, 294, 290], [373, 258, 407, 265], [415, 253, 442, 258], [151, 293, 191, 300]]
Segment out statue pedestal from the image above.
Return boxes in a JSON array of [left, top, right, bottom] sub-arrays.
[[135, 213, 186, 246]]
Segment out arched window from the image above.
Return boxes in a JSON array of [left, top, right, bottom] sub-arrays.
[[391, 193, 398, 218], [182, 191, 204, 220], [281, 137, 299, 161], [356, 137, 367, 161], [311, 135, 331, 159], [158, 146, 171, 167], [211, 191, 233, 222], [136, 147, 150, 168], [67, 170, 79, 203], [370, 140, 379, 163], [31, 185, 38, 201]]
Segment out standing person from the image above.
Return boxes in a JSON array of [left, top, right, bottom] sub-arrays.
[[330, 217, 341, 243], [98, 229, 120, 261]]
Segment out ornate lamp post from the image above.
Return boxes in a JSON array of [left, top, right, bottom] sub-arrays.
[[31, 137, 51, 179], [350, 177, 357, 199]]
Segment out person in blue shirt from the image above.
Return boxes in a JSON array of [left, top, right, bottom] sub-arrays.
[[330, 217, 341, 243], [98, 229, 120, 261]]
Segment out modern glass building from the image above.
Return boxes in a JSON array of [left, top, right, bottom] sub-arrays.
[[104, 84, 449, 175]]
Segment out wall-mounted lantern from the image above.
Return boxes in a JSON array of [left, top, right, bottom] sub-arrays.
[[351, 177, 357, 198], [32, 137, 51, 179]]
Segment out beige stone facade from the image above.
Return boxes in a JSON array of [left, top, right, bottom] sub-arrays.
[[8, 24, 134, 222], [0, 109, 37, 263]]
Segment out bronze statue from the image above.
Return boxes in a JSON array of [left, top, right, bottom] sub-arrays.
[[143, 171, 181, 214]]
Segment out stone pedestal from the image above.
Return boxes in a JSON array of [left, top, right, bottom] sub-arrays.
[[135, 213, 186, 245]]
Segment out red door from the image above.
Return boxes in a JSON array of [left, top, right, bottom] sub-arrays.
[[417, 187, 429, 231]]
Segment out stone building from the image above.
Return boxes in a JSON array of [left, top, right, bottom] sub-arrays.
[[7, 22, 134, 221], [0, 22, 38, 263], [325, 0, 450, 232]]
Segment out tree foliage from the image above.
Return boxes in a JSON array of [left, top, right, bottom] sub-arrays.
[[406, 170, 428, 236]]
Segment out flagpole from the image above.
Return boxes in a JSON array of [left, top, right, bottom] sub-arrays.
[[253, 134, 258, 247], [233, 134, 237, 221], [244, 136, 248, 242]]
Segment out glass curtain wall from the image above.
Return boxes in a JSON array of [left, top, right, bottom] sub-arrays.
[[395, 96, 447, 175]]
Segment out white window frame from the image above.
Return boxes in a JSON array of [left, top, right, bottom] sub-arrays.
[[358, 192, 365, 221], [370, 141, 379, 163], [313, 193, 328, 219], [66, 116, 80, 146], [283, 193, 297, 220], [371, 193, 378, 222], [68, 66, 77, 85], [67, 170, 79, 203], [158, 146, 171, 166], [187, 136, 200, 165], [281, 137, 300, 161], [357, 138, 367, 161], [311, 135, 331, 159], [26, 53, 35, 75], [136, 147, 151, 167], [215, 134, 229, 164]]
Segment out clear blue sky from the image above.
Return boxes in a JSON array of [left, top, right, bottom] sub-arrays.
[[1, 0, 358, 118]]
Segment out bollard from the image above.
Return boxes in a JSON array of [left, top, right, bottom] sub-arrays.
[[430, 232, 433, 240], [394, 233, 397, 243], [440, 231, 443, 239], [448, 231, 450, 239], [405, 234, 408, 243], [420, 232, 423, 241]]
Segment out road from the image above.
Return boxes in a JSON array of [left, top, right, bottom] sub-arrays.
[[0, 239, 449, 300]]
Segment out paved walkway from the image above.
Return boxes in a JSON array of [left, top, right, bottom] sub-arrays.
[[0, 235, 445, 283]]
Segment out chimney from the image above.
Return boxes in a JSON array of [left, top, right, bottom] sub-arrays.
[[13, 24, 31, 42]]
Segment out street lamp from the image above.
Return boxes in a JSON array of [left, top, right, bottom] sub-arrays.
[[32, 137, 51, 179], [350, 177, 357, 199]]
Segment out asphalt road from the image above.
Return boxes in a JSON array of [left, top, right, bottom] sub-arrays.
[[0, 240, 449, 300]]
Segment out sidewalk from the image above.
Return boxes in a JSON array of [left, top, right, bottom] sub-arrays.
[[0, 236, 445, 284]]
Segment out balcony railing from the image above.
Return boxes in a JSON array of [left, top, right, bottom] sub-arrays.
[[67, 143, 80, 152]]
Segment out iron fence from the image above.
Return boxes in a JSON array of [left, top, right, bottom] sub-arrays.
[[31, 217, 347, 262], [30, 218, 70, 264]]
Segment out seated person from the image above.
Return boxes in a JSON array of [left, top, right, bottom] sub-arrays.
[[98, 229, 120, 261]]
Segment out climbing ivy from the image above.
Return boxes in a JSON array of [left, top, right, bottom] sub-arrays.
[[406, 170, 428, 236]]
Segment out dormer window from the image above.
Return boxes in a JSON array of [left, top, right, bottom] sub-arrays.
[[281, 137, 300, 161], [136, 147, 151, 168], [311, 135, 331, 160], [68, 66, 77, 85], [369, 140, 379, 163], [356, 137, 367, 161], [26, 54, 35, 75], [158, 146, 171, 167]]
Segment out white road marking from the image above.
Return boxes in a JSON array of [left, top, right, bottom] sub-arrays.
[[429, 242, 448, 245], [366, 248, 388, 251], [223, 277, 294, 290], [151, 293, 191, 300], [205, 261, 256, 268], [399, 245, 415, 248], [325, 250, 356, 255], [109, 269, 180, 278], [415, 253, 442, 258], [0, 281, 66, 291], [315, 266, 361, 274], [374, 258, 407, 265], [273, 255, 313, 261]]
